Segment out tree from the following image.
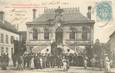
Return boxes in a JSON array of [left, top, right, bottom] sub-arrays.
[[93, 39, 102, 58]]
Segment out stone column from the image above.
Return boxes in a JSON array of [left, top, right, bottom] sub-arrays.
[[51, 28, 55, 42], [26, 28, 30, 41]]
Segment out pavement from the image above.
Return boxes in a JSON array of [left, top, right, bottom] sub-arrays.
[[0, 66, 115, 73]]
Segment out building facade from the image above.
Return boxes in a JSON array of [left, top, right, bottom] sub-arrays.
[[108, 31, 115, 67], [26, 7, 95, 55], [0, 11, 19, 65], [108, 31, 115, 56]]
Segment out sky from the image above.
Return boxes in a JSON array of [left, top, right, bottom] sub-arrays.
[[0, 0, 115, 43]]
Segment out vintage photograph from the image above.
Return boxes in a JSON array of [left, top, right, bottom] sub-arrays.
[[0, 0, 115, 73]]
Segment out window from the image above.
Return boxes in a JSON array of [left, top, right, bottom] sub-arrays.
[[87, 32, 91, 40], [69, 27, 76, 40], [11, 48, 14, 55], [70, 31, 75, 40], [6, 47, 8, 53], [33, 28, 38, 40], [44, 28, 49, 40], [1, 47, 4, 53], [82, 26, 90, 41], [76, 32, 82, 40], [6, 35, 9, 44], [11, 36, 14, 44], [1, 34, 4, 43], [82, 26, 86, 40], [29, 32, 33, 40], [76, 26, 82, 32], [44, 32, 49, 40]]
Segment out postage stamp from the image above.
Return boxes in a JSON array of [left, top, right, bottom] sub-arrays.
[[96, 1, 112, 22]]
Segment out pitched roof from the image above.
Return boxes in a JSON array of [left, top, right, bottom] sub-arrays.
[[0, 20, 18, 34], [28, 8, 95, 25]]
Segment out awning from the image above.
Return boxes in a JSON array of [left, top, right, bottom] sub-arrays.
[[32, 45, 76, 54], [63, 46, 75, 54], [32, 46, 51, 54], [75, 46, 86, 55], [41, 46, 51, 54]]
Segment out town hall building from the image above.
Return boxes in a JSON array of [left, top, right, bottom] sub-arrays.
[[26, 6, 95, 55]]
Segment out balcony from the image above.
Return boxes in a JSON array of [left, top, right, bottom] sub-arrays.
[[64, 40, 91, 46], [26, 40, 51, 46]]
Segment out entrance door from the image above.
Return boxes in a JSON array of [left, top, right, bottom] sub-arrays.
[[55, 27, 63, 44]]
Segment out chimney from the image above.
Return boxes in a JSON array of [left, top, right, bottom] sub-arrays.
[[32, 9, 37, 20], [0, 11, 4, 23], [87, 6, 91, 20]]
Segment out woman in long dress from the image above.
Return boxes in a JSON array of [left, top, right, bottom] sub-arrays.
[[62, 57, 69, 71], [83, 56, 88, 69], [104, 56, 111, 73], [40, 57, 43, 69], [30, 56, 34, 69], [91, 57, 96, 70]]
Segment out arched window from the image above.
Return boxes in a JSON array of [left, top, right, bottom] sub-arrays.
[[33, 28, 38, 40]]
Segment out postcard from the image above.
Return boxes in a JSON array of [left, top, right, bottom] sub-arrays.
[[0, 0, 115, 73]]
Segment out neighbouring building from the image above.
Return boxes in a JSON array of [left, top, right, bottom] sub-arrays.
[[107, 31, 115, 57], [26, 6, 95, 55], [108, 31, 115, 67], [0, 11, 19, 65], [108, 31, 115, 56]]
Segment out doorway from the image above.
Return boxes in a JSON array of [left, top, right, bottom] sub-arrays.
[[55, 27, 63, 44]]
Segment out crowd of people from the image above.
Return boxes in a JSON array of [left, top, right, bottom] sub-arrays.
[[0, 51, 113, 73], [83, 55, 112, 73], [11, 52, 70, 71]]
